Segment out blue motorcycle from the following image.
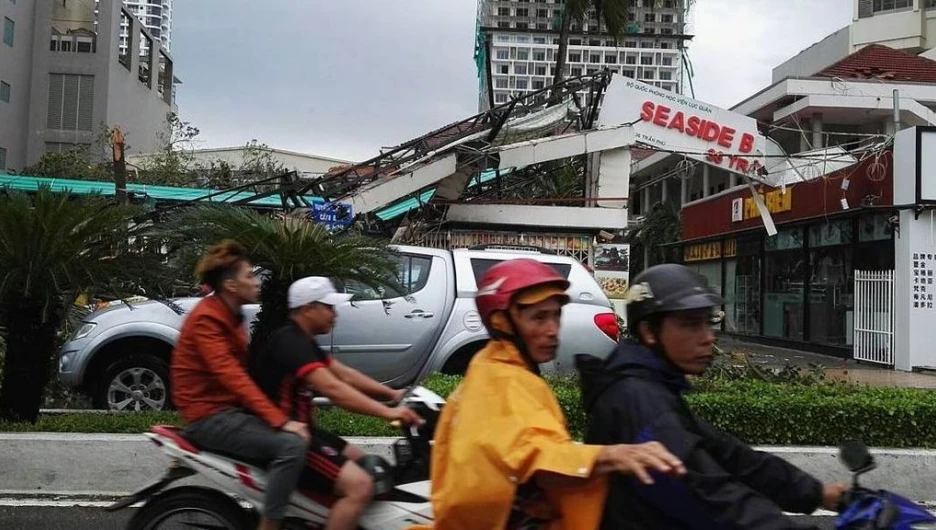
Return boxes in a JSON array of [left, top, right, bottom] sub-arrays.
[[836, 441, 935, 529]]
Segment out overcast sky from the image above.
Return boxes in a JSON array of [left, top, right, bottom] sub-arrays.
[[170, 0, 854, 163]]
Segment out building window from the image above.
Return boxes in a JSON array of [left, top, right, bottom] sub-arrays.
[[661, 42, 672, 49], [644, 13, 655, 22], [517, 49, 529, 60], [0, 147, 6, 171], [3, 17, 13, 47], [516, 8, 529, 17], [47, 73, 94, 131], [516, 79, 528, 89], [515, 22, 528, 29], [586, 67, 598, 75], [642, 0, 652, 6], [532, 37, 546, 45], [640, 41, 653, 48], [662, 56, 673, 65], [624, 40, 637, 48], [571, 67, 582, 76], [569, 52, 581, 62], [0, 81, 9, 103], [515, 64, 528, 75], [661, 28, 674, 35], [928, 0, 936, 8], [644, 70, 655, 79], [644, 27, 656, 34], [499, 65, 509, 74], [495, 93, 508, 103], [569, 38, 582, 46], [763, 227, 806, 341], [662, 14, 675, 23], [498, 7, 510, 16], [640, 56, 653, 65], [660, 71, 672, 80], [590, 53, 601, 63], [495, 78, 508, 89], [623, 69, 635, 78], [498, 21, 510, 28], [589, 38, 601, 46], [496, 49, 509, 60], [872, 0, 913, 13], [535, 65, 547, 76], [537, 8, 548, 17], [533, 51, 546, 61], [533, 80, 545, 90], [605, 54, 617, 64], [625, 55, 637, 65]]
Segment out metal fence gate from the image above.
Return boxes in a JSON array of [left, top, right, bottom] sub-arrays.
[[853, 270, 895, 365]]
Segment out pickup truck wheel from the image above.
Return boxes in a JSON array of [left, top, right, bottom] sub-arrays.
[[441, 343, 486, 376], [96, 356, 170, 412]]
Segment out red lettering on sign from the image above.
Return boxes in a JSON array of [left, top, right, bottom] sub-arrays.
[[640, 101, 655, 122], [739, 133, 755, 154], [653, 105, 671, 127], [706, 149, 724, 165], [638, 100, 758, 158], [687, 116, 702, 137], [718, 127, 736, 149], [667, 111, 685, 132]]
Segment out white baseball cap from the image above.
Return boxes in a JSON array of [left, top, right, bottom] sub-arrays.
[[288, 277, 353, 309]]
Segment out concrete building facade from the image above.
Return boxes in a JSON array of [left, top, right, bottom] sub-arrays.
[[0, 0, 176, 173], [476, 0, 691, 110], [773, 0, 936, 84]]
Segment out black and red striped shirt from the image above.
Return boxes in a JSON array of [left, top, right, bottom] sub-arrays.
[[250, 320, 332, 424]]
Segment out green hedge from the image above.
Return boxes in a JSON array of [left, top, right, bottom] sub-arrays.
[[4, 375, 936, 448]]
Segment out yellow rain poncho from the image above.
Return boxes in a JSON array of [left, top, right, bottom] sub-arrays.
[[411, 340, 608, 530]]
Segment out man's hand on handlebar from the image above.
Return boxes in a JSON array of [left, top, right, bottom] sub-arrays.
[[385, 405, 424, 427]]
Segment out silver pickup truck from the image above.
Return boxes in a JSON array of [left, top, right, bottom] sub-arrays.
[[58, 245, 620, 411]]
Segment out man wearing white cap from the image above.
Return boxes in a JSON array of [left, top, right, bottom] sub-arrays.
[[251, 276, 422, 530]]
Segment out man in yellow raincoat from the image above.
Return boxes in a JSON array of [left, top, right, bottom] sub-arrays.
[[412, 258, 686, 530]]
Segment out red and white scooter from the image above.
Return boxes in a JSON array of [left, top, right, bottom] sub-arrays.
[[107, 387, 445, 529]]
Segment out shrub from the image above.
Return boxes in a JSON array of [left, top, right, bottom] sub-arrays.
[[4, 375, 936, 449]]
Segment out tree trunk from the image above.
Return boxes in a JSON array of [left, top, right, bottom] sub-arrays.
[[0, 302, 61, 423], [552, 6, 572, 86]]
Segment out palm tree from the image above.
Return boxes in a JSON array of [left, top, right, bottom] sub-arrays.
[[0, 188, 176, 422], [552, 0, 634, 86], [163, 205, 399, 353]]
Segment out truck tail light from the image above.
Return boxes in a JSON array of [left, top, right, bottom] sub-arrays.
[[594, 312, 619, 342]]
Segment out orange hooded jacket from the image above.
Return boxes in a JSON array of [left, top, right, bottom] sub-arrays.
[[410, 340, 608, 530]]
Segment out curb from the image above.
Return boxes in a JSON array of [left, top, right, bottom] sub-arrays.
[[1, 434, 935, 501]]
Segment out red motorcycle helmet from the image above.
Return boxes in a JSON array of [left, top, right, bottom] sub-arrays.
[[475, 258, 571, 336]]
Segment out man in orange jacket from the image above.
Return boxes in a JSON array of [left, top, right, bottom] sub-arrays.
[[171, 240, 309, 530], [416, 259, 686, 530]]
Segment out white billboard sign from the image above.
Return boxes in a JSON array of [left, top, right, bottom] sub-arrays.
[[598, 75, 766, 177]]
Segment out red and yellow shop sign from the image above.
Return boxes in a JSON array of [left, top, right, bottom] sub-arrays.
[[684, 238, 738, 263], [740, 188, 793, 221]]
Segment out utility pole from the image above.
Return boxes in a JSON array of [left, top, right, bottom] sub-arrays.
[[894, 89, 902, 132], [112, 127, 128, 203]]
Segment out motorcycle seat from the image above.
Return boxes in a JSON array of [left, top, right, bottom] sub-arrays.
[[149, 425, 271, 468]]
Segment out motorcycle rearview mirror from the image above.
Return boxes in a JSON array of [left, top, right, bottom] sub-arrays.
[[840, 440, 875, 473]]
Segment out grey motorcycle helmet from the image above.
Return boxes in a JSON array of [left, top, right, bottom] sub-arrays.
[[625, 263, 724, 337]]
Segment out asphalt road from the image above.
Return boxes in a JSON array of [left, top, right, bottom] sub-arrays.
[[0, 506, 837, 529]]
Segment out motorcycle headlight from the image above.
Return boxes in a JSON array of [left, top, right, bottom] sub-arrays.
[[72, 322, 97, 340]]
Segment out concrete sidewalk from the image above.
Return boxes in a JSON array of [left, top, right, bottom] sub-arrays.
[[717, 337, 936, 389], [2, 434, 934, 503]]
